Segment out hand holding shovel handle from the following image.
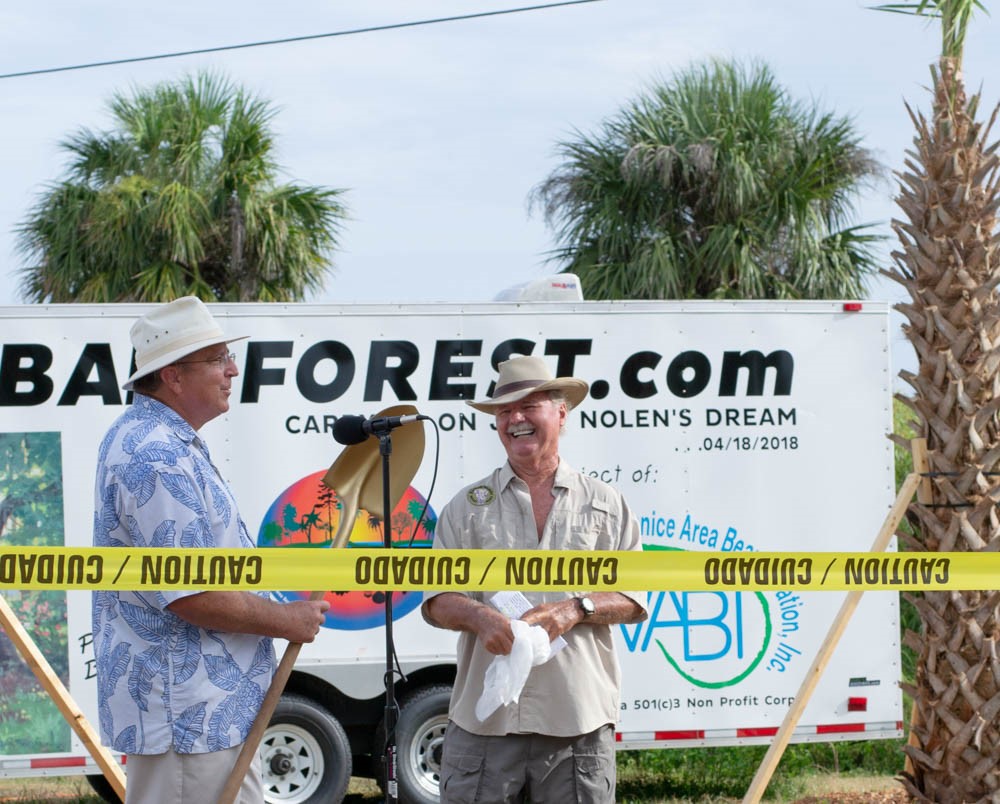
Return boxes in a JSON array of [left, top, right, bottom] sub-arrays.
[[218, 406, 425, 804]]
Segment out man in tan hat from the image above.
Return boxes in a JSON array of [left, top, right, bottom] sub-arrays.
[[422, 355, 647, 804], [92, 297, 329, 804]]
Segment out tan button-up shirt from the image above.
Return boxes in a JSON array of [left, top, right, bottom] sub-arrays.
[[427, 459, 647, 737]]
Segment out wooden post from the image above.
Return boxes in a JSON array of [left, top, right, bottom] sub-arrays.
[[904, 438, 930, 778], [911, 438, 931, 505], [0, 594, 126, 800], [742, 470, 921, 803]]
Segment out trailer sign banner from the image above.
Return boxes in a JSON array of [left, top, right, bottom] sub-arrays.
[[0, 300, 900, 769]]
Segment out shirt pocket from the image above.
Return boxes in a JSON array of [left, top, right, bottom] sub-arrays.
[[464, 510, 518, 549], [560, 499, 617, 551]]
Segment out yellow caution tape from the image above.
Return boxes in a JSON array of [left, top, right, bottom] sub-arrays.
[[0, 546, 972, 592]]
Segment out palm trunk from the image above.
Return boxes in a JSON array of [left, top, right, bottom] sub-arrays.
[[886, 55, 1000, 803], [229, 193, 252, 301]]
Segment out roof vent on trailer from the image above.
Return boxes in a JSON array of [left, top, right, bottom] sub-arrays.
[[493, 273, 584, 302]]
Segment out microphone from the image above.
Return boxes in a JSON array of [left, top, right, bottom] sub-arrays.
[[332, 413, 429, 445]]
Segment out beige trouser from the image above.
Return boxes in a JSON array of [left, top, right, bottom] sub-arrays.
[[439, 722, 616, 804], [124, 744, 263, 804]]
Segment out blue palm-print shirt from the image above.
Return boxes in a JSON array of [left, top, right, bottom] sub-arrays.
[[92, 394, 275, 755]]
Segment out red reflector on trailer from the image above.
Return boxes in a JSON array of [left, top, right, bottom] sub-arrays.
[[847, 697, 867, 712], [843, 302, 863, 312]]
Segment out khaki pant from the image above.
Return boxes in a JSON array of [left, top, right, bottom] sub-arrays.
[[439, 722, 616, 804], [124, 744, 263, 804]]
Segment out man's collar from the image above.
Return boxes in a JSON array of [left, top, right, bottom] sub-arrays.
[[133, 393, 198, 444], [500, 457, 569, 488]]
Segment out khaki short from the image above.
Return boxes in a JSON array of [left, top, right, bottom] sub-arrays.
[[438, 722, 616, 804], [124, 744, 262, 804]]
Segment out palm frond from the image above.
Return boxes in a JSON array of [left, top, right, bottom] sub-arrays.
[[873, 0, 988, 59], [15, 70, 349, 303], [532, 59, 884, 301]]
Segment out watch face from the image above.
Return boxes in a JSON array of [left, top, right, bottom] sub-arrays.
[[579, 596, 595, 616]]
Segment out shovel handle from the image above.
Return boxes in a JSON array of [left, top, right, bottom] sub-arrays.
[[217, 591, 325, 804]]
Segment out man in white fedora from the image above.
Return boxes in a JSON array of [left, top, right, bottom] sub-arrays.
[[92, 297, 329, 804], [422, 355, 648, 804]]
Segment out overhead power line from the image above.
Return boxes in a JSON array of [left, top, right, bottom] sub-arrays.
[[0, 0, 603, 80]]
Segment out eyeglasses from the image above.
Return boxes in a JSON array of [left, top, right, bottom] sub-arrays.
[[176, 352, 236, 369]]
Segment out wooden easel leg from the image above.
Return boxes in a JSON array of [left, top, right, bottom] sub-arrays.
[[904, 438, 930, 780], [0, 594, 126, 800], [742, 470, 921, 803]]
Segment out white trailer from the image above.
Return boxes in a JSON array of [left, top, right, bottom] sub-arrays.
[[0, 300, 901, 803]]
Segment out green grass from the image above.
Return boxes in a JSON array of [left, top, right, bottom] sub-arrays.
[[0, 775, 102, 803], [0, 742, 905, 803], [616, 738, 905, 801]]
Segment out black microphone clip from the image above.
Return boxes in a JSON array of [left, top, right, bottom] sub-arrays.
[[332, 413, 429, 445]]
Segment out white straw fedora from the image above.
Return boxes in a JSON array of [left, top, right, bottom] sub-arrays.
[[467, 355, 589, 414], [122, 296, 248, 391]]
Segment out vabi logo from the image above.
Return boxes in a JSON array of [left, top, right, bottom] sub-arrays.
[[257, 470, 437, 630], [621, 588, 773, 689], [620, 545, 811, 688], [621, 549, 808, 686]]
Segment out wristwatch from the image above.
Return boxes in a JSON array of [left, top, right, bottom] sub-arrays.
[[576, 596, 596, 618]]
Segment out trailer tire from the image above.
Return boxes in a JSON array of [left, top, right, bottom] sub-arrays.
[[86, 773, 123, 804], [262, 693, 352, 804], [375, 684, 451, 804]]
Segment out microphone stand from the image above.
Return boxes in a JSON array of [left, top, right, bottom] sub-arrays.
[[374, 426, 399, 804]]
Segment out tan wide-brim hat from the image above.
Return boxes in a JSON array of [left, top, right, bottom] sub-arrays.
[[467, 355, 589, 414], [122, 296, 248, 391]]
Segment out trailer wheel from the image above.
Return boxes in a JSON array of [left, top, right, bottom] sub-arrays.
[[375, 684, 451, 804], [262, 693, 352, 804], [86, 773, 123, 804]]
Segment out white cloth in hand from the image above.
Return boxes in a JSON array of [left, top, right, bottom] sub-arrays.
[[475, 619, 553, 721]]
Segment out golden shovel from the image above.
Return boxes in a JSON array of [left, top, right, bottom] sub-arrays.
[[322, 405, 427, 550], [219, 405, 426, 803]]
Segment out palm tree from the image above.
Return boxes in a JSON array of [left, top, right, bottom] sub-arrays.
[[16, 71, 347, 303], [299, 510, 320, 545], [879, 1, 1000, 800], [531, 60, 883, 300], [315, 484, 339, 545]]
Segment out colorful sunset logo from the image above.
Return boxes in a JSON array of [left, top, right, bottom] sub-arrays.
[[257, 470, 437, 631]]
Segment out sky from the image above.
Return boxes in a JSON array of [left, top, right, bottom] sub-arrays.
[[2, 0, 1000, 380]]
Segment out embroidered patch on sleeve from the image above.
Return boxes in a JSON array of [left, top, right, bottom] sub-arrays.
[[467, 485, 495, 506]]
